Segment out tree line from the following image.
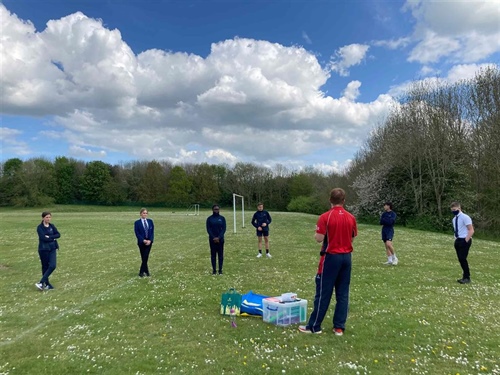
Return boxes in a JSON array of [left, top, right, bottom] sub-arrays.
[[1, 66, 498, 235], [347, 66, 499, 235], [0, 157, 337, 214]]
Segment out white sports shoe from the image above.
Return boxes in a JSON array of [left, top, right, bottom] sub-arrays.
[[298, 325, 322, 334], [392, 258, 398, 266], [256, 253, 262, 258], [266, 253, 272, 258], [383, 261, 393, 265], [35, 282, 44, 291]]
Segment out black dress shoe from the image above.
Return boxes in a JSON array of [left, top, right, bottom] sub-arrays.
[[457, 278, 471, 284], [145, 272, 150, 277], [218, 270, 223, 275], [139, 272, 145, 277]]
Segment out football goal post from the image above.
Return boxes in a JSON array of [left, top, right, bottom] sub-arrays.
[[233, 193, 245, 234], [186, 204, 200, 216]]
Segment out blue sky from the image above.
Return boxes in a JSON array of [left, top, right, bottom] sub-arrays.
[[1, 0, 499, 173]]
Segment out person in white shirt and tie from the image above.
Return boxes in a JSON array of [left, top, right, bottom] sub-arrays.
[[450, 202, 474, 284], [134, 208, 155, 277]]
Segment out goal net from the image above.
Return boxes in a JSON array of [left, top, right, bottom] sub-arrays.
[[232, 193, 245, 233]]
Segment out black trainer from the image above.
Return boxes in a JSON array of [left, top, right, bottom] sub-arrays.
[[457, 278, 471, 284]]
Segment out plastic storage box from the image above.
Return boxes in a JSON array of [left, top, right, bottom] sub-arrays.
[[262, 297, 308, 326]]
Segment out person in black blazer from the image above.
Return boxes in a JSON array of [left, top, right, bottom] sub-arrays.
[[35, 211, 61, 290], [134, 208, 155, 277]]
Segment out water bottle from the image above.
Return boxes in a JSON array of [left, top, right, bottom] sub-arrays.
[[230, 308, 237, 328]]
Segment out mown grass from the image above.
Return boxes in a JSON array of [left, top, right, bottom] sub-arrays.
[[0, 206, 499, 375]]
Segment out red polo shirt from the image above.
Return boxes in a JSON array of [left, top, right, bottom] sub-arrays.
[[316, 205, 357, 274]]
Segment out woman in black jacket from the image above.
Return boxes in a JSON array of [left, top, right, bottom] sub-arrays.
[[35, 211, 61, 290]]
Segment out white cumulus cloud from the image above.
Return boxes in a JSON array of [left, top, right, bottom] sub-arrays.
[[445, 63, 499, 83], [329, 44, 370, 77], [404, 0, 500, 64], [312, 160, 351, 175], [205, 149, 238, 164], [0, 4, 394, 169], [342, 81, 362, 102]]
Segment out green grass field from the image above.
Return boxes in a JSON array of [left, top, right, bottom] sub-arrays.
[[0, 206, 499, 375]]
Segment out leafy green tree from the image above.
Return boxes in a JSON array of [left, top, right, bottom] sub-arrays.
[[346, 66, 500, 233], [267, 164, 291, 211], [225, 163, 274, 207], [3, 158, 23, 177], [102, 164, 127, 205], [137, 160, 168, 204], [213, 164, 231, 206], [191, 163, 220, 205], [122, 161, 149, 202], [0, 158, 23, 205], [287, 195, 326, 215], [289, 173, 314, 199], [466, 66, 500, 233], [80, 161, 112, 203], [54, 157, 79, 204], [167, 166, 192, 206], [10, 158, 56, 207]]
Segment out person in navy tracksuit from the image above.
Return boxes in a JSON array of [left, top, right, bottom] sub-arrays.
[[380, 202, 398, 265], [134, 208, 154, 277], [35, 211, 61, 291], [251, 202, 272, 258], [206, 204, 226, 275]]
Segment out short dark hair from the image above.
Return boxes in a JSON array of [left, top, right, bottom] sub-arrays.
[[212, 204, 220, 210], [257, 202, 263, 206], [384, 202, 393, 210], [329, 188, 346, 205], [41, 211, 51, 218]]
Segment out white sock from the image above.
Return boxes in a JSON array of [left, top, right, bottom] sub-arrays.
[[393, 254, 397, 259], [388, 255, 393, 262]]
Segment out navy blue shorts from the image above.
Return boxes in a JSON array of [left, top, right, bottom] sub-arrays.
[[382, 229, 394, 242], [257, 230, 269, 237]]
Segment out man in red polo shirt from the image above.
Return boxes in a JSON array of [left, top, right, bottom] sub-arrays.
[[299, 188, 357, 335]]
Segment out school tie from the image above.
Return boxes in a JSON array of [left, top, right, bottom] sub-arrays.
[[454, 216, 459, 238], [143, 219, 148, 238]]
